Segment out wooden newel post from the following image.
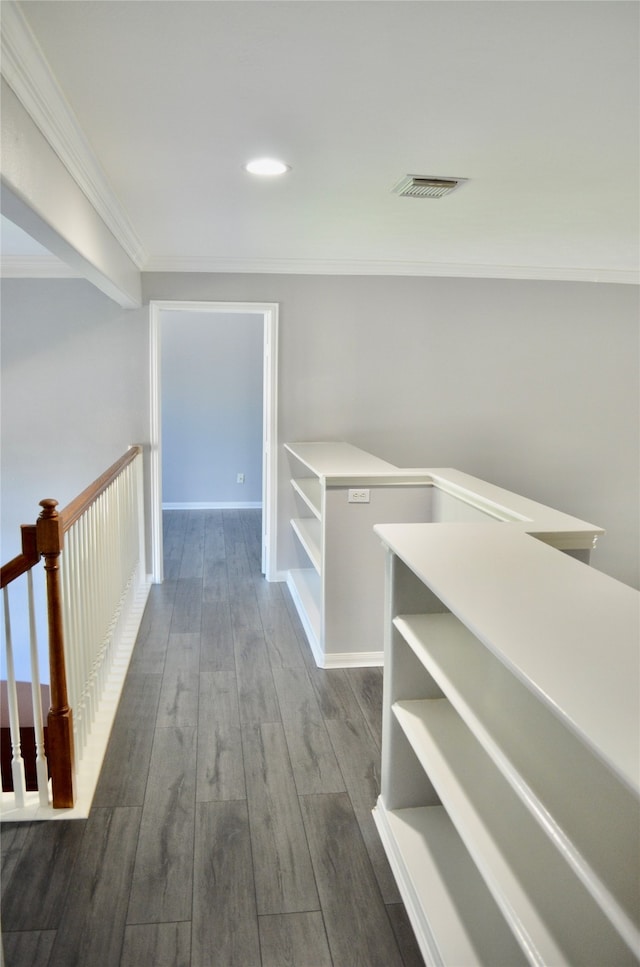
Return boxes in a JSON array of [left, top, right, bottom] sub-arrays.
[[37, 499, 75, 808]]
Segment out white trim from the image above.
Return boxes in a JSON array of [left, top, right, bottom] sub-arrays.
[[320, 650, 384, 669], [142, 255, 639, 285], [372, 799, 440, 966], [286, 571, 322, 664], [162, 502, 262, 510], [0, 3, 146, 269], [149, 300, 279, 584], [149, 311, 163, 582], [0, 255, 82, 278]]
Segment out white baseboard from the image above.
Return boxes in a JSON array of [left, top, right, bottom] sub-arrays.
[[285, 570, 383, 669], [162, 501, 262, 510], [321, 650, 384, 669]]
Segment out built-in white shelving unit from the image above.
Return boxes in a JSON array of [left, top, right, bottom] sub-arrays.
[[285, 442, 433, 667], [374, 522, 640, 966], [284, 442, 604, 669]]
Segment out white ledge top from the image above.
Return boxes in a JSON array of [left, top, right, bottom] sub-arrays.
[[375, 522, 640, 794], [425, 468, 605, 546], [284, 442, 397, 476], [285, 444, 604, 547]]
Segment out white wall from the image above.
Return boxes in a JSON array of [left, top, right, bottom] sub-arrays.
[[161, 310, 263, 505], [143, 273, 639, 589]]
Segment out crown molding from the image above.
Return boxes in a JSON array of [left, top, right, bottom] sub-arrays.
[[143, 255, 639, 285], [0, 3, 146, 268], [0, 255, 82, 278]]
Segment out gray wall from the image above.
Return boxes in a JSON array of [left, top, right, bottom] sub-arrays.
[[1, 278, 149, 680], [1, 274, 637, 591], [143, 273, 639, 589], [161, 310, 263, 505], [1, 279, 149, 563]]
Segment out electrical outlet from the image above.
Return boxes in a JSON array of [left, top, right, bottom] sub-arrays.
[[348, 488, 370, 503], [237, 473, 245, 484]]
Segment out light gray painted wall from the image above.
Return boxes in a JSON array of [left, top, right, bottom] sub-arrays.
[[143, 274, 639, 589], [161, 311, 263, 504], [1, 278, 149, 679], [1, 272, 636, 594], [1, 279, 149, 561], [7, 274, 634, 676]]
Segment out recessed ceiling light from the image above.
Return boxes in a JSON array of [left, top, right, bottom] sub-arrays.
[[245, 158, 290, 176]]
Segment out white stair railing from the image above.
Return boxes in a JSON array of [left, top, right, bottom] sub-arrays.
[[1, 445, 149, 819], [60, 450, 144, 765]]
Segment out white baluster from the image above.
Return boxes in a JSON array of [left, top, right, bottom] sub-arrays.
[[62, 524, 78, 751], [27, 571, 50, 805], [2, 587, 26, 807], [79, 512, 92, 750]]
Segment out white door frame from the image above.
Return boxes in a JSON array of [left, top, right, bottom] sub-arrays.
[[149, 300, 279, 583]]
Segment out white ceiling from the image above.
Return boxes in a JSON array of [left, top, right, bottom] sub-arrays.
[[4, 0, 640, 281]]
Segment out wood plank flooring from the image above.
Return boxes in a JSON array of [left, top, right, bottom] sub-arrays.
[[1, 510, 425, 967]]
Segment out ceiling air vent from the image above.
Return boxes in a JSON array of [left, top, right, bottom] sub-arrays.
[[392, 175, 467, 199]]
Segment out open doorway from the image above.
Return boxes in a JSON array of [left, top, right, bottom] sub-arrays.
[[149, 301, 278, 583]]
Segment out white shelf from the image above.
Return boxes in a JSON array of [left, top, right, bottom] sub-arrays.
[[376, 524, 640, 966], [285, 443, 604, 670], [290, 517, 321, 573], [394, 613, 640, 947], [373, 802, 527, 967], [290, 476, 321, 518], [285, 442, 431, 667], [393, 698, 633, 965], [377, 523, 639, 793]]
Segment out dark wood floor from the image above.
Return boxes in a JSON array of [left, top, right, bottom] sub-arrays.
[[1, 510, 424, 967]]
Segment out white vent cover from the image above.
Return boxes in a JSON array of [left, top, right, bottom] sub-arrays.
[[392, 175, 467, 199]]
